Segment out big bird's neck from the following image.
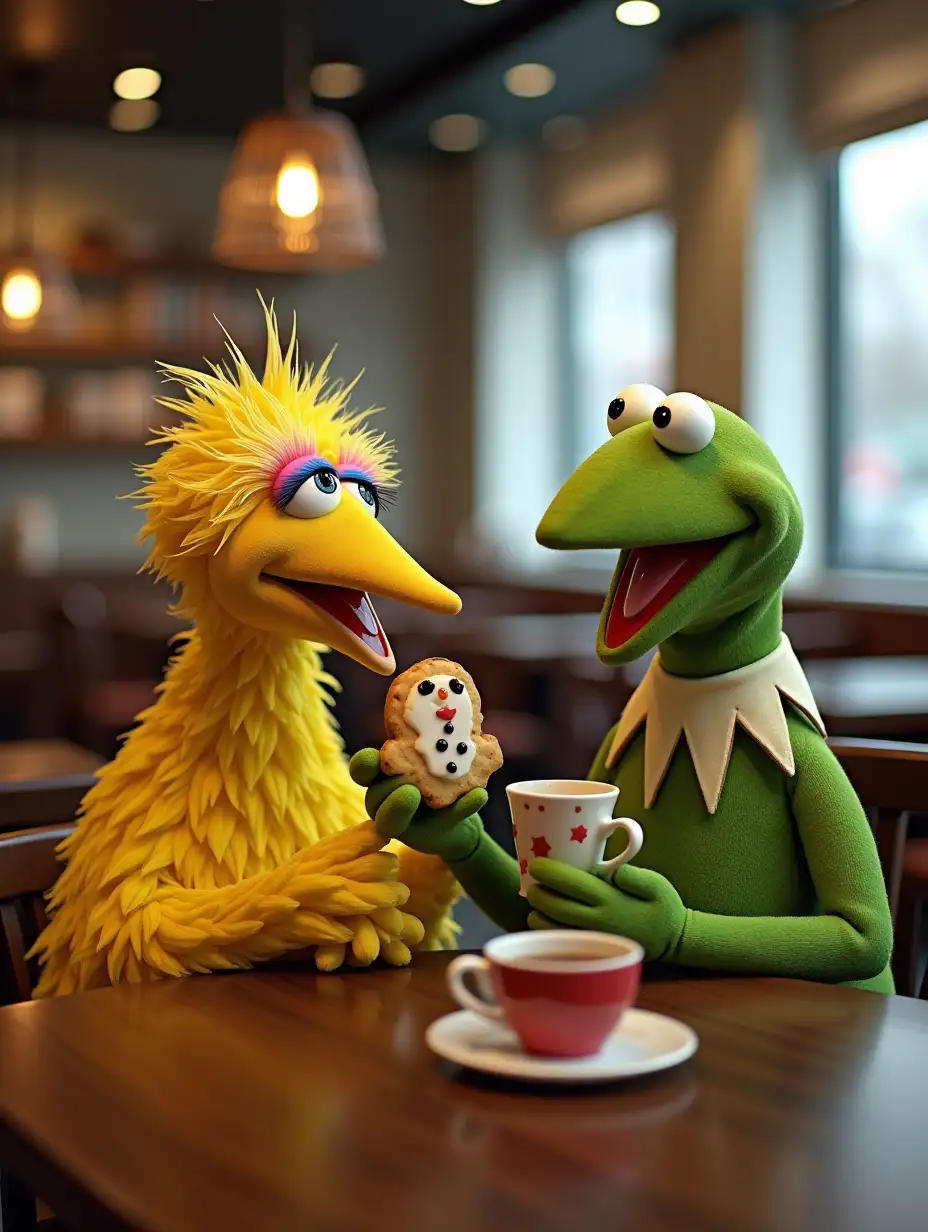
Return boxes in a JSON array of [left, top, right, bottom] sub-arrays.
[[138, 606, 366, 863]]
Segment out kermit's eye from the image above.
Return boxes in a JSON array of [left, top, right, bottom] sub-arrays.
[[651, 392, 715, 454], [607, 384, 666, 438]]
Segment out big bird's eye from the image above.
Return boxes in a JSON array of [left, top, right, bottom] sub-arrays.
[[607, 384, 666, 438], [650, 392, 716, 454], [344, 480, 379, 516], [284, 469, 342, 519]]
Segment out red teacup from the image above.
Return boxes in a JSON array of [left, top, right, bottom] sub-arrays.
[[447, 930, 643, 1058]]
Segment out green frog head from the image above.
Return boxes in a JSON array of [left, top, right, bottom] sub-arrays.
[[536, 385, 802, 677]]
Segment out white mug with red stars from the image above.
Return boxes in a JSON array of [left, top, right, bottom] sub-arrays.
[[506, 780, 644, 897]]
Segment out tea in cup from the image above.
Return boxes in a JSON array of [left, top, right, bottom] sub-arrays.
[[446, 930, 643, 1057]]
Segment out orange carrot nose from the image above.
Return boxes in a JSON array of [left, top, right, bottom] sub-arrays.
[[437, 687, 449, 700]]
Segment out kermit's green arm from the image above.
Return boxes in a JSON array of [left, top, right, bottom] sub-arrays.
[[591, 722, 891, 984]]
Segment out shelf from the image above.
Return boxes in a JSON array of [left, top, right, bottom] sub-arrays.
[[67, 250, 297, 280], [0, 433, 164, 453], [0, 335, 263, 362]]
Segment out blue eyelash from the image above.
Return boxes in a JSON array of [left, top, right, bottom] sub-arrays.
[[340, 469, 395, 516], [274, 459, 335, 510]]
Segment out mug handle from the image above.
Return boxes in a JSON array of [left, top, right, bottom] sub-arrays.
[[598, 816, 644, 877], [446, 955, 505, 1021]]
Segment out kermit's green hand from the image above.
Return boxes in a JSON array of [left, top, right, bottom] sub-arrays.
[[348, 748, 486, 863], [526, 860, 686, 962]]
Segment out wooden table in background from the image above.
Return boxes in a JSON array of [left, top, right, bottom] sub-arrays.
[[0, 955, 924, 1231], [0, 740, 102, 829]]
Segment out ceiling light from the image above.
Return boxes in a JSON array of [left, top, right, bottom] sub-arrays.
[[109, 99, 160, 132], [462, 0, 502, 6], [429, 114, 486, 153], [615, 1, 661, 25], [504, 63, 556, 98], [310, 62, 365, 100], [1, 268, 42, 326], [113, 67, 161, 101], [542, 115, 588, 151]]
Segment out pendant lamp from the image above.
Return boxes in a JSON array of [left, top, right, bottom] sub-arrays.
[[213, 0, 383, 272], [1, 63, 78, 336]]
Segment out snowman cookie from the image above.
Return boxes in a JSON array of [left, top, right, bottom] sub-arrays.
[[380, 658, 503, 810]]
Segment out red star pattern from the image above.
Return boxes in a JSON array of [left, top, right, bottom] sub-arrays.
[[570, 824, 588, 844], [531, 835, 551, 858], [519, 858, 528, 874]]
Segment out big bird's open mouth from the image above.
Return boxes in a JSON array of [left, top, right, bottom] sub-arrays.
[[262, 575, 392, 660], [604, 537, 733, 649]]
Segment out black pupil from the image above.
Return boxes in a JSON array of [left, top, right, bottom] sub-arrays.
[[314, 469, 338, 494], [449, 679, 464, 694], [456, 742, 467, 755], [653, 406, 672, 429], [418, 680, 435, 695], [608, 397, 626, 420]]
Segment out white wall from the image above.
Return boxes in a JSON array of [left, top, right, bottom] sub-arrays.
[[0, 125, 440, 565]]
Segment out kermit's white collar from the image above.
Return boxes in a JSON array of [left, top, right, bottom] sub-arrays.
[[606, 635, 826, 814]]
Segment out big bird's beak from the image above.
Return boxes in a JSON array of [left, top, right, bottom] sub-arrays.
[[211, 496, 461, 675]]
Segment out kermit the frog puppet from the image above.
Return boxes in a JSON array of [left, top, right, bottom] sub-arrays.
[[351, 386, 893, 992]]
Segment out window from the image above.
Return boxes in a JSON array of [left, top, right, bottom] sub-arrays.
[[565, 211, 674, 466], [833, 119, 928, 571]]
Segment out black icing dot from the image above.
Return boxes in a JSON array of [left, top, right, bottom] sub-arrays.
[[417, 680, 435, 695], [456, 742, 468, 755], [608, 396, 625, 420], [435, 739, 448, 753], [449, 678, 465, 694], [444, 722, 454, 735], [446, 762, 458, 774], [653, 405, 672, 429]]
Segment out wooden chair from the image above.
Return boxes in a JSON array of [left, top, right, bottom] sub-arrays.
[[0, 825, 72, 1006], [828, 737, 928, 996], [0, 825, 72, 1231]]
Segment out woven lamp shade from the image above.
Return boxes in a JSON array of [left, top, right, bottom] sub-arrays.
[[213, 110, 384, 272]]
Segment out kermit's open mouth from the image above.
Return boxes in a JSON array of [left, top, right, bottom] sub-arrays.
[[262, 574, 391, 659], [604, 537, 733, 648]]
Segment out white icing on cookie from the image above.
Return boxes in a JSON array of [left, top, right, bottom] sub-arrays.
[[404, 673, 477, 780]]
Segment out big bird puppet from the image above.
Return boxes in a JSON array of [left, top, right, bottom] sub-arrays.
[[32, 309, 468, 996]]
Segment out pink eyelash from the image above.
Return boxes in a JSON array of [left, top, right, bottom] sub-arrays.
[[338, 448, 383, 485], [271, 451, 326, 503]]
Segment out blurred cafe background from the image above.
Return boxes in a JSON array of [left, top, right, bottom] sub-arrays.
[[1, 0, 928, 946]]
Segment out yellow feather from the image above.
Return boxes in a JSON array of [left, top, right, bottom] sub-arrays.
[[30, 305, 453, 998]]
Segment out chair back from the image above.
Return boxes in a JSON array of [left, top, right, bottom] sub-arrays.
[[0, 826, 71, 1004], [828, 737, 928, 919]]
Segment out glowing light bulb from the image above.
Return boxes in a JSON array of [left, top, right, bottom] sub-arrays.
[[1, 267, 43, 324], [276, 158, 321, 219], [615, 1, 661, 25]]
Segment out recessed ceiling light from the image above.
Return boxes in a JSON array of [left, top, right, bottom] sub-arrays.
[[615, 1, 661, 26], [542, 115, 588, 151], [429, 114, 486, 153], [109, 99, 160, 132], [310, 62, 365, 100], [113, 67, 161, 101], [462, 0, 502, 6], [504, 63, 556, 98]]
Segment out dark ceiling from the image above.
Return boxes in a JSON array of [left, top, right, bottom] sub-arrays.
[[0, 0, 830, 152]]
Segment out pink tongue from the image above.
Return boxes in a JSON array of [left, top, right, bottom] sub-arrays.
[[623, 545, 690, 618]]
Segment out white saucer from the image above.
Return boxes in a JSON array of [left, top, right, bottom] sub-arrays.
[[425, 1008, 698, 1084]]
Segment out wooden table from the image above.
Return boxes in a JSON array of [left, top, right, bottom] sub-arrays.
[[0, 740, 102, 829], [0, 956, 925, 1231]]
